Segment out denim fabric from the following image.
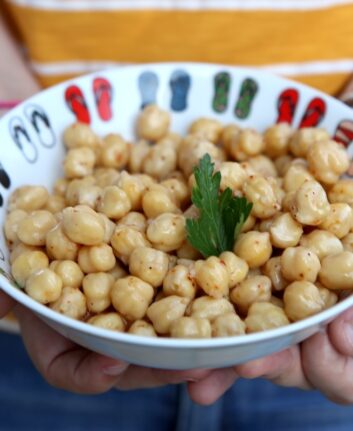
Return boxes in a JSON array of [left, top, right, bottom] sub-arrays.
[[1, 331, 353, 431]]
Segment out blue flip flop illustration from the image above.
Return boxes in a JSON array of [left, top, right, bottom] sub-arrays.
[[24, 104, 56, 148], [138, 71, 159, 109], [9, 117, 38, 163], [170, 70, 191, 112]]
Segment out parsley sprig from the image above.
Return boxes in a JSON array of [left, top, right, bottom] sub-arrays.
[[185, 154, 253, 258]]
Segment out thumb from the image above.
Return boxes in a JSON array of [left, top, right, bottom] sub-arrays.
[[328, 307, 353, 357]]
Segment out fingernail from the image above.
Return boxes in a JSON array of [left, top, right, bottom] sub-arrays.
[[103, 362, 129, 376]]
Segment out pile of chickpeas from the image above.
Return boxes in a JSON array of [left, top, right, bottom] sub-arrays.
[[4, 105, 353, 338]]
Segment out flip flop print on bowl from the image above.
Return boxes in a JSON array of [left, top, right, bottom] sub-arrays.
[[170, 70, 191, 112], [333, 120, 353, 147], [234, 78, 258, 119], [93, 77, 113, 121], [212, 72, 231, 113], [24, 104, 56, 148], [0, 162, 11, 208], [299, 97, 326, 128], [276, 88, 299, 124], [138, 71, 159, 110], [9, 117, 38, 163], [65, 85, 91, 124]]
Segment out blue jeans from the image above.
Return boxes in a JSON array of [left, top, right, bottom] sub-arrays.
[[0, 331, 352, 431]]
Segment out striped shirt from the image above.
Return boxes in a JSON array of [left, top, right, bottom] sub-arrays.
[[3, 0, 353, 94]]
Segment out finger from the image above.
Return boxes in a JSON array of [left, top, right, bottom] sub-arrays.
[[16, 305, 129, 394], [187, 367, 238, 405], [0, 290, 15, 317], [235, 346, 311, 389], [328, 307, 353, 357]]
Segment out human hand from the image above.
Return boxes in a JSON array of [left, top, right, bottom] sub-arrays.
[[0, 290, 15, 318], [15, 305, 211, 394]]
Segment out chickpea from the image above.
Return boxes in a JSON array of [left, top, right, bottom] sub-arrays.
[[118, 211, 147, 233], [142, 144, 177, 180], [240, 213, 256, 233], [220, 124, 241, 153], [49, 260, 84, 289], [17, 210, 56, 246], [78, 244, 116, 273], [281, 246, 320, 283], [25, 268, 62, 304], [147, 295, 190, 334], [299, 229, 343, 261], [157, 132, 182, 151], [65, 177, 96, 206], [188, 296, 234, 321], [189, 117, 222, 143], [75, 184, 102, 209], [116, 171, 145, 211], [100, 133, 130, 169], [177, 258, 196, 268], [53, 178, 69, 197], [163, 264, 197, 299], [46, 223, 79, 261], [211, 313, 245, 337], [270, 296, 284, 308], [137, 105, 170, 141], [289, 128, 329, 157], [9, 185, 48, 211], [128, 140, 150, 173], [108, 262, 128, 280], [11, 250, 49, 287], [146, 213, 186, 252], [176, 241, 201, 260], [62, 206, 105, 245], [98, 213, 116, 243], [10, 243, 41, 264], [243, 175, 280, 219], [4, 209, 28, 243], [97, 186, 131, 220], [264, 123, 292, 158], [88, 313, 125, 331], [270, 212, 303, 248], [234, 231, 272, 268], [245, 302, 290, 332], [290, 180, 330, 226], [219, 251, 249, 288], [63, 122, 100, 150], [170, 317, 212, 338], [274, 154, 293, 177], [128, 320, 157, 337], [282, 191, 296, 213], [110, 226, 150, 264], [218, 162, 247, 192], [319, 203, 353, 239], [194, 257, 229, 298], [247, 155, 277, 178], [319, 251, 353, 290], [63, 147, 96, 179], [307, 140, 349, 185], [317, 285, 338, 309], [129, 246, 169, 287], [142, 185, 179, 219], [50, 286, 87, 319], [227, 128, 265, 161], [44, 195, 66, 213], [230, 275, 272, 315], [262, 257, 288, 292], [342, 233, 353, 252], [328, 179, 353, 206], [284, 281, 324, 321], [283, 164, 314, 193], [160, 177, 190, 208], [93, 167, 120, 188]]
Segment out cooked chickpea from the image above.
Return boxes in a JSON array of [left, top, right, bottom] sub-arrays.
[[65, 177, 96, 206], [188, 296, 234, 321], [319, 251, 353, 290], [240, 213, 256, 233], [284, 281, 324, 321], [160, 177, 190, 207], [290, 180, 330, 226], [78, 243, 116, 273], [128, 320, 157, 337], [170, 317, 212, 338], [243, 175, 280, 219], [49, 260, 83, 289], [116, 172, 145, 211], [108, 262, 128, 280], [146, 213, 186, 252], [262, 256, 288, 292], [110, 225, 150, 264], [25, 268, 62, 304], [270, 296, 284, 308], [63, 122, 100, 150], [4, 209, 28, 243], [270, 212, 303, 248], [118, 211, 147, 233], [157, 132, 182, 151], [274, 154, 293, 177], [319, 203, 353, 239], [163, 264, 197, 299], [219, 251, 249, 287], [44, 194, 66, 213], [245, 302, 290, 332], [230, 275, 272, 315], [129, 246, 169, 287], [50, 286, 87, 319], [10, 243, 41, 264], [228, 128, 265, 161], [234, 231, 272, 268], [62, 206, 105, 245], [142, 143, 177, 180], [211, 313, 245, 337], [307, 140, 349, 185], [97, 186, 131, 220], [11, 250, 49, 287], [100, 133, 130, 169], [264, 123, 292, 158], [176, 241, 201, 260], [194, 256, 229, 298], [64, 147, 96, 179], [88, 313, 125, 331], [137, 105, 170, 141], [218, 162, 247, 192], [328, 179, 353, 206], [281, 246, 320, 282], [142, 185, 179, 219], [128, 140, 150, 173], [283, 164, 314, 193], [220, 124, 241, 153], [93, 167, 120, 187], [46, 223, 79, 260], [9, 186, 48, 211], [98, 213, 116, 243], [317, 285, 338, 309], [342, 233, 353, 252], [299, 229, 343, 261], [289, 128, 329, 157], [147, 295, 190, 334], [189, 118, 222, 143], [53, 178, 69, 196], [247, 155, 277, 178], [17, 210, 56, 246], [75, 184, 102, 209]]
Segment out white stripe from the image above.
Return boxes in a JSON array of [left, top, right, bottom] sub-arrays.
[[8, 0, 353, 11], [30, 59, 353, 77]]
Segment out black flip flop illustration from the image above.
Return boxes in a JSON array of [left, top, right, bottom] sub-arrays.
[[170, 70, 191, 112], [138, 71, 159, 109], [212, 71, 231, 113], [24, 104, 56, 148], [234, 78, 258, 119], [9, 117, 38, 163], [0, 163, 10, 189]]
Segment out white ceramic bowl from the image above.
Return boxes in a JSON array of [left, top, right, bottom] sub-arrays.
[[1, 63, 353, 370]]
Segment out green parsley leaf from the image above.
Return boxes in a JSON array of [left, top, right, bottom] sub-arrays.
[[186, 154, 253, 258]]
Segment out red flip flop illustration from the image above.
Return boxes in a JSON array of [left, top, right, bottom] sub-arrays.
[[333, 120, 353, 147], [93, 77, 113, 121], [65, 85, 91, 124], [276, 88, 299, 125], [299, 97, 326, 128]]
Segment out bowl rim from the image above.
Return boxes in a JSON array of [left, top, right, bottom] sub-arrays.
[[1, 61, 353, 349]]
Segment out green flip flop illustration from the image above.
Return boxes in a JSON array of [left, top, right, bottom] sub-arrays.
[[234, 78, 258, 119], [212, 72, 231, 113]]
